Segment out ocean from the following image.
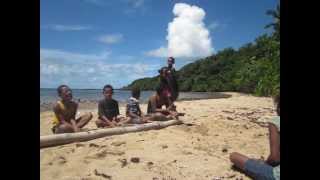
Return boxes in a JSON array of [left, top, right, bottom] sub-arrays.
[[40, 88, 230, 105]]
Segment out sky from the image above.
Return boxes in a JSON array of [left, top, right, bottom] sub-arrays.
[[41, 0, 278, 89]]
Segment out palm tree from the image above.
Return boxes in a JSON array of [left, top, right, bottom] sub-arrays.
[[265, 4, 280, 39]]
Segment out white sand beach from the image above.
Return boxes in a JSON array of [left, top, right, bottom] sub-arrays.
[[40, 92, 276, 180]]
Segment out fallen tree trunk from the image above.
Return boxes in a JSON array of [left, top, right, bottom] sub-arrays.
[[40, 119, 182, 148]]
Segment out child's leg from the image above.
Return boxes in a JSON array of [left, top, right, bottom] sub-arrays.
[[229, 152, 249, 170], [54, 124, 74, 134], [150, 113, 171, 121], [95, 118, 113, 128], [168, 103, 176, 111], [141, 115, 153, 123], [230, 152, 274, 179], [116, 116, 126, 123], [76, 112, 93, 128], [118, 117, 132, 125]]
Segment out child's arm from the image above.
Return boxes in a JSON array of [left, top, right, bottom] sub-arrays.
[[156, 108, 170, 114], [70, 119, 80, 132], [114, 101, 120, 122], [138, 105, 143, 116], [266, 123, 280, 166], [127, 103, 141, 118], [152, 99, 169, 113], [53, 105, 70, 125], [128, 111, 140, 118], [70, 103, 80, 132], [101, 116, 115, 126], [53, 104, 75, 130]]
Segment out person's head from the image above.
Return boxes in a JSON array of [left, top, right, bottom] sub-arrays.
[[103, 84, 113, 99], [273, 94, 280, 116], [167, 57, 175, 67], [158, 67, 168, 78], [132, 87, 140, 99], [155, 85, 169, 104], [57, 85, 73, 101]]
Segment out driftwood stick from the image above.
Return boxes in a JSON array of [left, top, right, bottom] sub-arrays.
[[40, 119, 182, 148]]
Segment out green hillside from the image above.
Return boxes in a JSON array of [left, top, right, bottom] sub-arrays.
[[123, 5, 280, 97]]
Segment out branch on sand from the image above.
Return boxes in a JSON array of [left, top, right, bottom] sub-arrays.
[[40, 119, 182, 148]]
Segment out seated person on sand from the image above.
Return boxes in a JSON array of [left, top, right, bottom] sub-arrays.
[[52, 85, 93, 134], [147, 86, 184, 121], [121, 88, 152, 124], [95, 85, 124, 128], [229, 94, 280, 180]]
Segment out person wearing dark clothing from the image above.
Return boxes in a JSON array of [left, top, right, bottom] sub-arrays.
[[95, 85, 123, 128], [167, 57, 179, 101]]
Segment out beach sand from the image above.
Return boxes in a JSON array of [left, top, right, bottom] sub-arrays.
[[40, 92, 276, 180]]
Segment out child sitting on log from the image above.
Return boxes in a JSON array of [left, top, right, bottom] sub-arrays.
[[52, 85, 93, 134], [229, 94, 280, 180], [95, 85, 124, 128]]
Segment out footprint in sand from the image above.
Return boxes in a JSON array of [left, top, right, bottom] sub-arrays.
[[193, 124, 209, 136], [118, 158, 127, 167], [51, 156, 67, 165], [83, 159, 91, 164], [130, 157, 140, 163], [75, 143, 86, 148], [181, 150, 193, 155], [94, 169, 112, 179], [111, 141, 126, 147], [87, 149, 125, 159], [161, 144, 168, 149], [147, 161, 154, 167], [89, 143, 100, 148]]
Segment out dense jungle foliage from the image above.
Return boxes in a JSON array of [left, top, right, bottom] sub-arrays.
[[123, 4, 280, 96]]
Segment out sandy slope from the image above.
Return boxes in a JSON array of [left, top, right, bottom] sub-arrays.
[[40, 92, 276, 180]]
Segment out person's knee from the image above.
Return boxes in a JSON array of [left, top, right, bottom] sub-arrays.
[[87, 112, 93, 120], [84, 112, 93, 120], [154, 112, 164, 118], [95, 119, 106, 127], [95, 119, 101, 125], [56, 124, 73, 133]]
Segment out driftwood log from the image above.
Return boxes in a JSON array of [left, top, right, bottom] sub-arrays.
[[40, 119, 182, 148]]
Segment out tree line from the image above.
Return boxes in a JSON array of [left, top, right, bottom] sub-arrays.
[[123, 4, 280, 97]]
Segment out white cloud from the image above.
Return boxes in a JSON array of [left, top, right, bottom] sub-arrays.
[[123, 0, 145, 8], [97, 34, 124, 44], [123, 0, 147, 14], [40, 48, 160, 88], [208, 22, 219, 30], [129, 0, 145, 8], [144, 46, 168, 57], [40, 49, 111, 66], [146, 3, 214, 58], [41, 24, 92, 31], [82, 0, 145, 8], [83, 0, 105, 5]]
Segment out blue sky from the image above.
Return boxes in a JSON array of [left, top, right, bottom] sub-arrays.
[[41, 0, 278, 89]]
